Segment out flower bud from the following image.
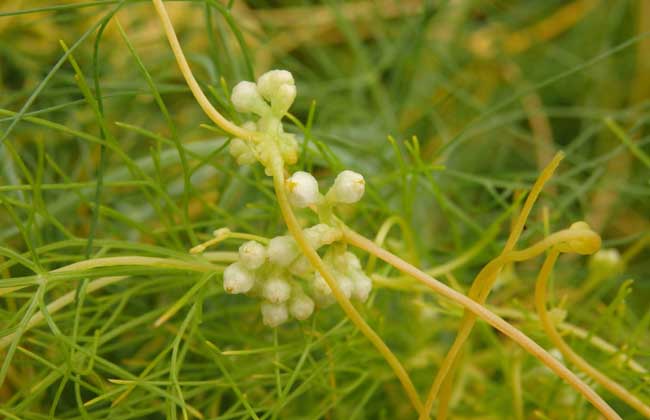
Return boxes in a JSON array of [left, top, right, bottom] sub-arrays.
[[343, 252, 361, 270], [261, 302, 288, 327], [257, 70, 296, 115], [289, 294, 314, 320], [350, 270, 372, 302], [223, 262, 255, 294], [288, 256, 312, 277], [271, 83, 296, 116], [238, 241, 266, 270], [257, 70, 294, 99], [279, 133, 299, 165], [327, 170, 365, 204], [267, 235, 299, 267], [263, 276, 292, 303], [311, 271, 332, 296], [337, 274, 354, 299], [286, 171, 319, 208], [589, 248, 622, 277], [228, 138, 256, 165], [303, 224, 341, 249], [231, 81, 269, 116]]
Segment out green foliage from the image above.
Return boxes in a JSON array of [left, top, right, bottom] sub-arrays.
[[1, 1, 649, 419]]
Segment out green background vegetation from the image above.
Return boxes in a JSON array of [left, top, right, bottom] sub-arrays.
[[1, 0, 649, 418]]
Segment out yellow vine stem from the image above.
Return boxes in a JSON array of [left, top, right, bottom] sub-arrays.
[[270, 157, 424, 414], [422, 152, 564, 419], [151, 0, 257, 141], [342, 226, 621, 420], [151, 0, 423, 412], [426, 225, 602, 419], [366, 215, 420, 273], [535, 249, 650, 418]]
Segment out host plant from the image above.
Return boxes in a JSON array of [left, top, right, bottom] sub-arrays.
[[145, 0, 638, 418], [1, 1, 649, 419]]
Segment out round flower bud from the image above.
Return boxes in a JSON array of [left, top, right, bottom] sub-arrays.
[[286, 171, 319, 208], [303, 224, 341, 249], [279, 133, 299, 165], [231, 81, 269, 116], [289, 256, 312, 277], [223, 262, 255, 294], [229, 138, 256, 165], [343, 252, 361, 270], [350, 270, 372, 302], [261, 302, 288, 328], [238, 241, 266, 270], [271, 83, 297, 116], [289, 294, 314, 320], [327, 170, 365, 204], [311, 271, 331, 296], [267, 235, 299, 267], [257, 70, 294, 101], [589, 248, 622, 276], [337, 274, 354, 299], [263, 276, 292, 303]]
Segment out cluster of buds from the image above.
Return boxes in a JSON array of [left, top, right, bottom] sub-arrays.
[[286, 169, 366, 208], [223, 69, 373, 327], [228, 70, 299, 169], [222, 223, 373, 327]]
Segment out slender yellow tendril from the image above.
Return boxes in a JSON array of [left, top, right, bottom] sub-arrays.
[[422, 152, 564, 419], [535, 249, 650, 418], [342, 226, 620, 420], [151, 0, 258, 141], [270, 157, 424, 415]]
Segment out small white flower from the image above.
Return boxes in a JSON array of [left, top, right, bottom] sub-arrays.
[[350, 270, 372, 302], [223, 262, 255, 294], [267, 235, 299, 267], [228, 138, 256, 165], [263, 276, 292, 303], [311, 271, 332, 296], [286, 171, 320, 208], [289, 294, 314, 320], [261, 302, 288, 327], [228, 122, 258, 165], [238, 241, 266, 270], [343, 252, 361, 270], [271, 83, 297, 116], [327, 170, 365, 204], [288, 256, 312, 277], [256, 70, 296, 116], [337, 274, 354, 299], [231, 81, 269, 116], [303, 224, 340, 249]]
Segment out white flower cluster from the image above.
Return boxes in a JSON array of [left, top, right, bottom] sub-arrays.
[[228, 70, 299, 169], [285, 169, 366, 208], [222, 224, 373, 327]]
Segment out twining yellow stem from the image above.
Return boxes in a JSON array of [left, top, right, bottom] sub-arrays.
[[151, 0, 257, 141], [366, 215, 419, 272], [342, 226, 621, 420], [422, 152, 564, 419], [535, 249, 650, 418], [270, 157, 424, 415]]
